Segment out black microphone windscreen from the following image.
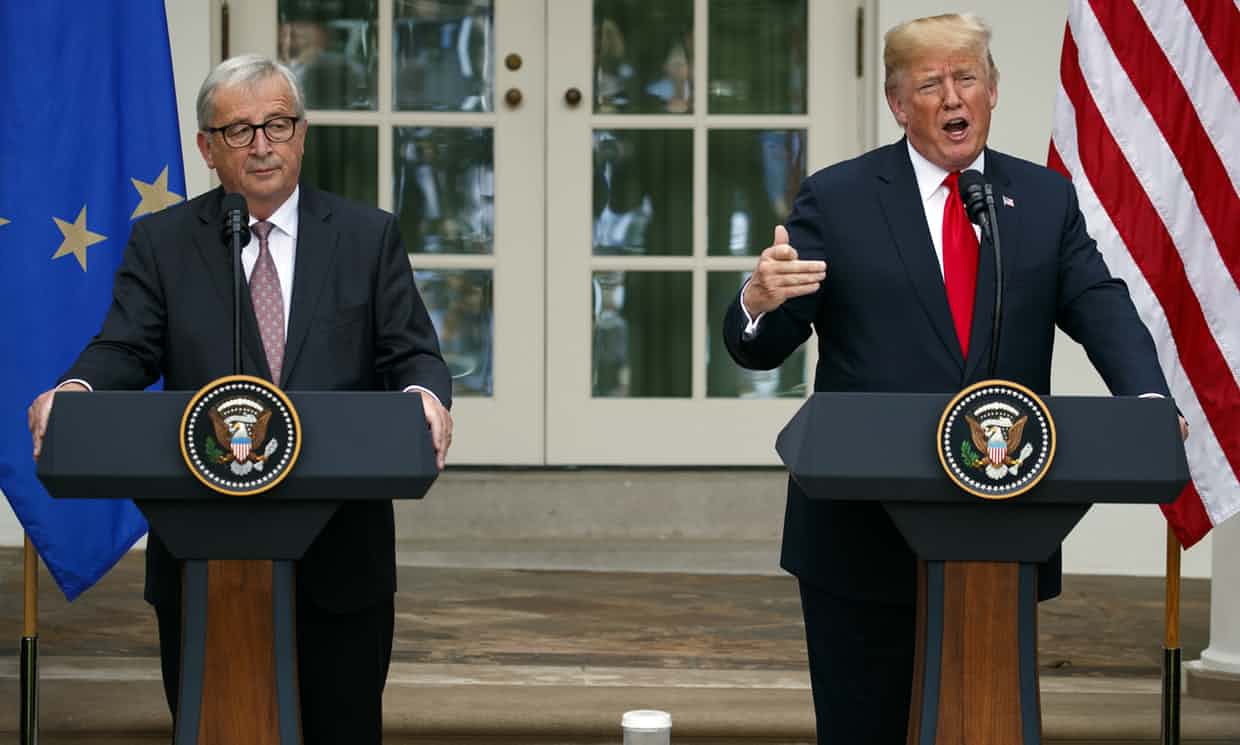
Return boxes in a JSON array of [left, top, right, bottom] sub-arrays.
[[220, 193, 250, 247], [221, 193, 248, 219], [957, 169, 989, 227]]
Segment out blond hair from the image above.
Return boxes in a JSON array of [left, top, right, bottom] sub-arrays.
[[883, 13, 998, 93]]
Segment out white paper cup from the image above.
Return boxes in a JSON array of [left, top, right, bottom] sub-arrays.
[[622, 709, 672, 745]]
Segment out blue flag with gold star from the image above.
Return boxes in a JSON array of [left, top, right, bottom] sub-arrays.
[[0, 2, 185, 599]]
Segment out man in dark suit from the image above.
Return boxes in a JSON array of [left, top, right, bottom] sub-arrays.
[[27, 55, 451, 744], [722, 13, 1183, 743]]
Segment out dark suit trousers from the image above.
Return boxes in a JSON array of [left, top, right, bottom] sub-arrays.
[[799, 581, 915, 744], [155, 587, 394, 745]]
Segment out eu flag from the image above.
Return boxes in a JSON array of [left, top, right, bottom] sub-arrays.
[[0, 2, 185, 599]]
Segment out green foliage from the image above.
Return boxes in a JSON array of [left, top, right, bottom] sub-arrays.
[[204, 435, 226, 463], [961, 439, 982, 469]]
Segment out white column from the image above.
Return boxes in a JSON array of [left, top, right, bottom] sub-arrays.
[[1196, 516, 1240, 675]]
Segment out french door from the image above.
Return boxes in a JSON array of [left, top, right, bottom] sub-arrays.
[[223, 0, 867, 464]]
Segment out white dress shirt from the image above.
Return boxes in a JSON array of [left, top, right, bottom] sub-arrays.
[[243, 187, 299, 335]]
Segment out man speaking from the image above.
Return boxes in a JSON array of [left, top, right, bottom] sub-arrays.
[[723, 13, 1181, 742], [27, 55, 451, 743]]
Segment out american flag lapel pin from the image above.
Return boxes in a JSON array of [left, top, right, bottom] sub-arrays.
[[1002, 195, 1015, 208]]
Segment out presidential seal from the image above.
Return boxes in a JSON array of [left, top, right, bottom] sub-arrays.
[[937, 380, 1056, 500], [180, 375, 301, 496]]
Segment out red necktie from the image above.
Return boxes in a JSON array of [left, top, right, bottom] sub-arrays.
[[942, 172, 979, 357]]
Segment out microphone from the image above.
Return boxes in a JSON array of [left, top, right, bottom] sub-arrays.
[[220, 193, 249, 375], [220, 193, 250, 248], [957, 170, 1003, 377], [957, 169, 991, 242]]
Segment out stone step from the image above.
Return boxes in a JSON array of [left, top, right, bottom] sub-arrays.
[[396, 470, 788, 544], [398, 537, 783, 574], [3, 657, 1239, 744]]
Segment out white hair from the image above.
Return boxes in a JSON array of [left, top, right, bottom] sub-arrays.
[[196, 54, 305, 130]]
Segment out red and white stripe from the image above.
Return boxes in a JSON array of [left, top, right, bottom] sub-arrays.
[[1050, 0, 1240, 547]]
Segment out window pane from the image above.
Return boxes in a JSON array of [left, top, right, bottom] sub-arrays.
[[593, 271, 691, 398], [708, 130, 805, 256], [302, 125, 378, 206], [415, 269, 493, 397], [278, 0, 378, 110], [593, 130, 692, 256], [707, 272, 806, 398], [594, 0, 694, 114], [394, 127, 494, 254], [393, 0, 494, 112], [708, 0, 807, 114]]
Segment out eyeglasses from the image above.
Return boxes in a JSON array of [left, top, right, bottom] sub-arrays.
[[204, 116, 301, 149]]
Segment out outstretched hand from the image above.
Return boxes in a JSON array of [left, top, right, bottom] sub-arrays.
[[741, 225, 827, 316]]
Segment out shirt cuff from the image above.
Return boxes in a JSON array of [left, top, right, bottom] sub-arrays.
[[739, 279, 766, 339], [403, 385, 442, 406], [58, 378, 93, 392]]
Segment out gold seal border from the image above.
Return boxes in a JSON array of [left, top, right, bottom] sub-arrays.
[[935, 379, 1058, 501], [179, 375, 303, 497]]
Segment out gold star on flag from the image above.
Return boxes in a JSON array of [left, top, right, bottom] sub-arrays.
[[131, 165, 183, 219], [0, 217, 9, 226], [52, 206, 106, 271]]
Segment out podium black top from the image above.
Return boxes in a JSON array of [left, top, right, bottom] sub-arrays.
[[37, 391, 438, 501], [778, 393, 1188, 505]]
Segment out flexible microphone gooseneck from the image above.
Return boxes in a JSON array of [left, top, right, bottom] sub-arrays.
[[958, 170, 1002, 378], [220, 193, 250, 376]]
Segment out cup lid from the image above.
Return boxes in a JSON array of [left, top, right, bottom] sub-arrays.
[[622, 709, 672, 729]]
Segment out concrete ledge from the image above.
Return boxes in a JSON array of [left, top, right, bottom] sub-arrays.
[[398, 538, 784, 574], [1186, 661, 1240, 702]]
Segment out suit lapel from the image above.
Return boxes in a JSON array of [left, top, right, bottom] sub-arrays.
[[876, 142, 964, 371], [194, 188, 271, 379], [963, 151, 1020, 382], [280, 185, 338, 386]]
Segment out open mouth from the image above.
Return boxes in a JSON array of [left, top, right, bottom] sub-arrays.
[[943, 118, 969, 141]]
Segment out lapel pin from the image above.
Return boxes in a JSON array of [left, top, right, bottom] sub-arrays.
[[1002, 195, 1015, 208]]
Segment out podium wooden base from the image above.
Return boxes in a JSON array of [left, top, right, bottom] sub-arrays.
[[908, 561, 1041, 745], [175, 560, 302, 745]]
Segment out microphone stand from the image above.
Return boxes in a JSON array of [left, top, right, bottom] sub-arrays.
[[228, 211, 245, 376], [983, 184, 1002, 379]]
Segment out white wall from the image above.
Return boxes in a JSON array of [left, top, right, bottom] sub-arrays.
[[873, 0, 1210, 577]]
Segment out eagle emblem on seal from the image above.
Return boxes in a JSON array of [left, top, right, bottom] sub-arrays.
[[964, 411, 1035, 480], [205, 398, 280, 476]]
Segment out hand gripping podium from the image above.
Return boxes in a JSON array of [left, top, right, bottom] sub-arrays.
[[777, 391, 1188, 745], [36, 390, 438, 745]]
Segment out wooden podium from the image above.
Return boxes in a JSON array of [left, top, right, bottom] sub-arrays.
[[777, 392, 1188, 745], [37, 390, 438, 745]]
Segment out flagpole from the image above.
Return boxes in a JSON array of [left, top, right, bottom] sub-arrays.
[[1161, 525, 1181, 745], [21, 533, 39, 745]]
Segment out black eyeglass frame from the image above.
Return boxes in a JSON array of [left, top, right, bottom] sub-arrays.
[[203, 115, 302, 149]]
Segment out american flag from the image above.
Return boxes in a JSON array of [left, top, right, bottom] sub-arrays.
[[1049, 1, 1239, 547]]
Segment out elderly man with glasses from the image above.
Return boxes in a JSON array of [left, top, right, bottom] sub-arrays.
[[27, 54, 452, 744]]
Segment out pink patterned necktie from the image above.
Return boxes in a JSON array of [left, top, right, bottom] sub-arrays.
[[248, 221, 285, 383]]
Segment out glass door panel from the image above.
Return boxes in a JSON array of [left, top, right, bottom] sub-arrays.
[[232, 0, 544, 463], [547, 0, 864, 464]]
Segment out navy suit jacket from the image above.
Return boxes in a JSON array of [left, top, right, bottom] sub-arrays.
[[63, 185, 451, 612], [724, 140, 1169, 604]]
